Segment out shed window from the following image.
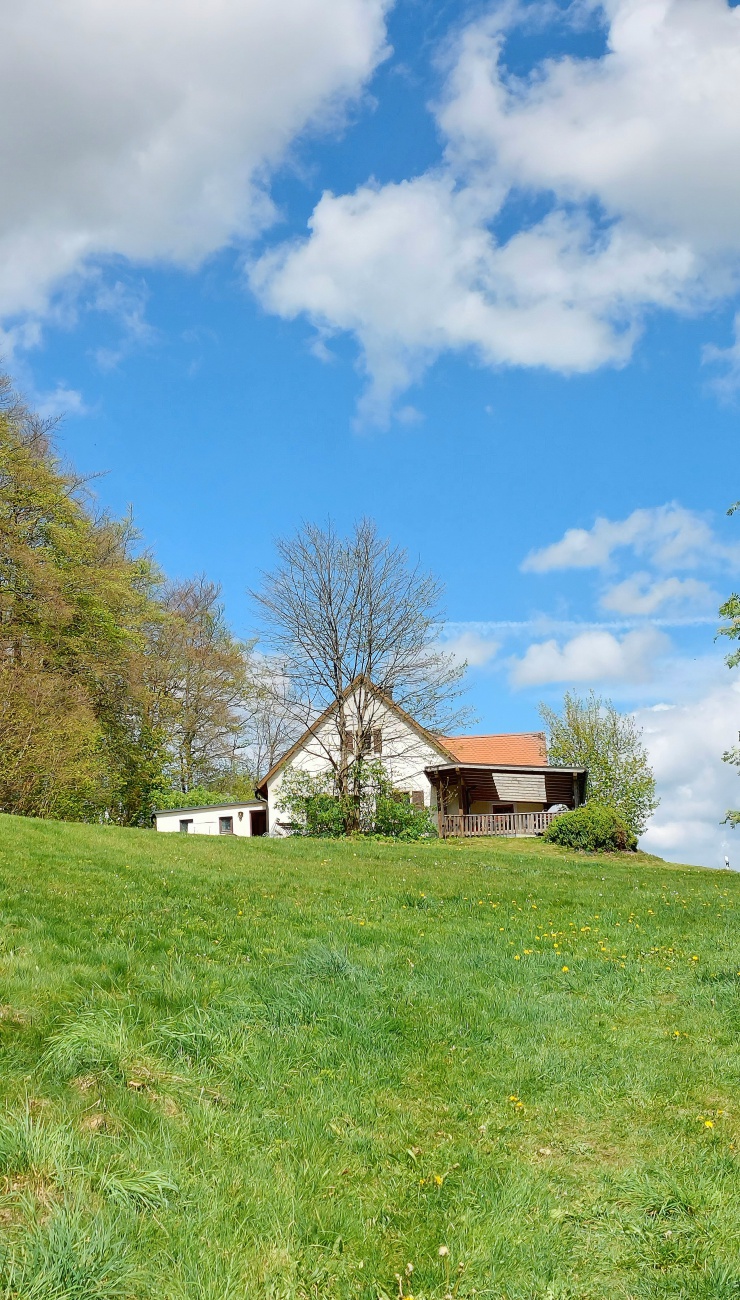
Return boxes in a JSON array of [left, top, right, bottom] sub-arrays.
[[179, 819, 193, 833], [411, 790, 425, 808], [219, 816, 233, 835]]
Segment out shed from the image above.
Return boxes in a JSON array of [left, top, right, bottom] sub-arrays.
[[153, 800, 268, 837]]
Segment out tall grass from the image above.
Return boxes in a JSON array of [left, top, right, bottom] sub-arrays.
[[0, 814, 739, 1296]]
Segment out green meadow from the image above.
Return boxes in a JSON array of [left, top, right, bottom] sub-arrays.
[[0, 815, 739, 1298]]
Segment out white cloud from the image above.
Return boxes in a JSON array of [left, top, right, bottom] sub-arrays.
[[510, 626, 669, 687], [522, 504, 740, 574], [600, 572, 718, 616], [33, 384, 89, 420], [0, 0, 390, 322], [440, 0, 740, 255], [254, 0, 740, 417], [704, 310, 740, 396], [440, 630, 500, 668], [253, 169, 690, 421], [637, 682, 740, 869]]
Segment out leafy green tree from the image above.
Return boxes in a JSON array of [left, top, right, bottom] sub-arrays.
[[0, 374, 166, 822], [539, 690, 658, 837]]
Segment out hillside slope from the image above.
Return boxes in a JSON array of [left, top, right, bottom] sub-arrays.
[[0, 816, 738, 1298]]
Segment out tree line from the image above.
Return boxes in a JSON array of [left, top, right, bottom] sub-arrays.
[[0, 373, 290, 825]]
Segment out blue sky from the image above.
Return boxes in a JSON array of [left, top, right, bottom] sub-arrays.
[[3, 0, 740, 866]]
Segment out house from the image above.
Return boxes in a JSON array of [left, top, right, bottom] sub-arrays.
[[153, 800, 268, 837], [255, 677, 586, 838]]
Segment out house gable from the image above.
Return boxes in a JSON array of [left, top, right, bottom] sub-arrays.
[[255, 676, 454, 796]]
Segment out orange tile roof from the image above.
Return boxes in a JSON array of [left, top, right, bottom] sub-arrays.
[[440, 732, 548, 766]]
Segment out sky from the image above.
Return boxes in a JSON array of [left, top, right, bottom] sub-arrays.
[[3, 0, 740, 868]]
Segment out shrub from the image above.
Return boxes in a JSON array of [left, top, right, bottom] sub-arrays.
[[373, 795, 436, 840], [305, 791, 346, 838], [277, 764, 436, 838], [543, 803, 637, 852]]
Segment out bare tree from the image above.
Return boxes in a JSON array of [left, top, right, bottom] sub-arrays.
[[240, 660, 302, 782], [251, 519, 470, 817], [146, 576, 253, 793]]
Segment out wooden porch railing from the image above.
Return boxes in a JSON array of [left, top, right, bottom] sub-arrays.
[[439, 810, 560, 838]]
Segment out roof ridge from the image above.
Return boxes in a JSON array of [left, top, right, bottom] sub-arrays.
[[442, 729, 546, 740]]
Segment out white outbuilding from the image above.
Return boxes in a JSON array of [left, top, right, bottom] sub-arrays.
[[153, 800, 268, 837]]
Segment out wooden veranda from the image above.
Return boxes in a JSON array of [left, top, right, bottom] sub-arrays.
[[426, 761, 587, 839]]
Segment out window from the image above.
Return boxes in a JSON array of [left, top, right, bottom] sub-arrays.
[[373, 728, 382, 755], [411, 790, 425, 809], [355, 730, 372, 756], [179, 819, 193, 834], [219, 816, 233, 835]]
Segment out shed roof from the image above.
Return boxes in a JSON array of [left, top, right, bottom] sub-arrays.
[[153, 800, 267, 817]]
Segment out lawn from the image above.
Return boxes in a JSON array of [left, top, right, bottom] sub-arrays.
[[0, 815, 739, 1299]]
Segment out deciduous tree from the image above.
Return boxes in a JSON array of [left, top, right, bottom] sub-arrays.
[[539, 690, 658, 837], [252, 518, 470, 827]]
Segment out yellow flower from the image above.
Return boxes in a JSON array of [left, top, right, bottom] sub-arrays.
[[561, 966, 569, 972], [434, 1174, 444, 1186], [514, 954, 521, 960], [705, 1120, 714, 1128]]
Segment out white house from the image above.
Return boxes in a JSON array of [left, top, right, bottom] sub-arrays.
[[153, 800, 268, 837], [255, 677, 587, 838]]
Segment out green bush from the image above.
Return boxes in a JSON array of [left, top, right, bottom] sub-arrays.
[[277, 764, 437, 839], [373, 795, 436, 840], [305, 792, 346, 837], [543, 803, 637, 852]]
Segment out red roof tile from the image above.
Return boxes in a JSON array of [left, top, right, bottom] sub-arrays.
[[440, 732, 548, 766]]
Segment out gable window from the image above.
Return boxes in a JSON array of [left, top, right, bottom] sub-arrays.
[[219, 816, 233, 835], [179, 819, 193, 833], [350, 728, 383, 756], [355, 730, 372, 756]]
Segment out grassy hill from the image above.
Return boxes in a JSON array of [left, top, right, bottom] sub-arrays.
[[0, 817, 738, 1299]]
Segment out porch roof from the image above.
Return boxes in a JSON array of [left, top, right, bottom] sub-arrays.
[[424, 762, 586, 777]]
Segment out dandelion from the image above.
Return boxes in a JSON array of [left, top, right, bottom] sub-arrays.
[[514, 954, 521, 961], [438, 1246, 449, 1257], [705, 1120, 714, 1128], [434, 1174, 444, 1186], [561, 966, 569, 972]]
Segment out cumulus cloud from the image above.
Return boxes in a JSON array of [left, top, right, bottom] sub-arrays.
[[440, 0, 740, 254], [637, 682, 740, 869], [600, 573, 718, 616], [0, 0, 389, 322], [254, 0, 740, 417], [522, 504, 740, 574], [252, 175, 690, 420], [510, 626, 669, 687]]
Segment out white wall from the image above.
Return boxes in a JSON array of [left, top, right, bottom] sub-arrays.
[[154, 804, 267, 836], [265, 691, 444, 831]]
